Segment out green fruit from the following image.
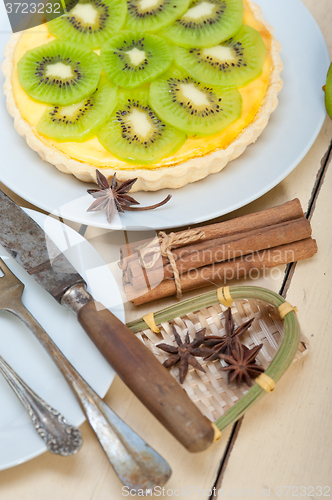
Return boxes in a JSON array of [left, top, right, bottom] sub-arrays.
[[98, 88, 186, 164], [17, 40, 102, 105], [125, 0, 191, 32], [173, 25, 266, 87], [37, 75, 118, 141], [100, 31, 173, 89], [149, 68, 242, 136], [325, 62, 332, 120], [63, 0, 79, 10], [161, 0, 244, 49], [47, 0, 127, 49]]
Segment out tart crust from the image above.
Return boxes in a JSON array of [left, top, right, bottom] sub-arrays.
[[2, 0, 283, 192]]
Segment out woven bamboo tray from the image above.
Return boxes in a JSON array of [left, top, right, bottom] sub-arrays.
[[127, 286, 308, 431]]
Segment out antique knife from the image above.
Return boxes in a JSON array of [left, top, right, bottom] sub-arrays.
[[0, 189, 216, 452]]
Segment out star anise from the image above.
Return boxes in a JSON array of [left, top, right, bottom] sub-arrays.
[[203, 307, 255, 360], [218, 338, 265, 386], [156, 326, 212, 384], [87, 170, 171, 223]]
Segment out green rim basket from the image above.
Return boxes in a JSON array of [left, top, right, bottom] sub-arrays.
[[127, 286, 307, 432]]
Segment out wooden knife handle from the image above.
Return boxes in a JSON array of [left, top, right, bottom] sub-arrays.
[[77, 300, 215, 452]]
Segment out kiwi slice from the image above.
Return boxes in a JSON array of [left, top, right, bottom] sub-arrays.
[[125, 0, 191, 32], [149, 68, 242, 136], [97, 88, 186, 164], [173, 25, 266, 87], [47, 0, 127, 49], [100, 31, 173, 89], [63, 0, 80, 11], [17, 40, 102, 106], [162, 0, 244, 49], [324, 63, 332, 120], [37, 75, 118, 142]]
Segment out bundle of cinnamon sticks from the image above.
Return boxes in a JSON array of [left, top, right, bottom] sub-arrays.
[[119, 199, 317, 306]]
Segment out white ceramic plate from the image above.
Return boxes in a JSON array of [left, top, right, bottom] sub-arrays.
[[0, 0, 329, 230], [0, 209, 125, 471]]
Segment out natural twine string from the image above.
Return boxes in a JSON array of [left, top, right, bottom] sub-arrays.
[[138, 229, 205, 298]]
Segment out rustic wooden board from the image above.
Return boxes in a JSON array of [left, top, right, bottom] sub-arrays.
[[216, 141, 332, 495], [0, 0, 331, 497]]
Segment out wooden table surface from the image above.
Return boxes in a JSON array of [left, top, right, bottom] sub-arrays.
[[1, 1, 331, 498]]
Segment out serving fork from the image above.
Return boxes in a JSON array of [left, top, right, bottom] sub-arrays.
[[0, 258, 171, 492]]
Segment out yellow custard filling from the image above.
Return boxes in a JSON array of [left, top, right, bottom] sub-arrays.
[[11, 1, 272, 171]]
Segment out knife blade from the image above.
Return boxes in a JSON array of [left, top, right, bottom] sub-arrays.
[[0, 189, 216, 452]]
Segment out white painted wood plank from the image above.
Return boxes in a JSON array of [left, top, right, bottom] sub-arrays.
[[217, 150, 332, 495], [301, 0, 332, 56]]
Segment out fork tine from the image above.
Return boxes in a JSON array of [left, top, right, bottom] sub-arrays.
[[0, 258, 25, 290], [0, 257, 8, 275]]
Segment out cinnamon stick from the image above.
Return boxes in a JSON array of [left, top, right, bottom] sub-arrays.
[[125, 218, 312, 289], [124, 238, 318, 306], [119, 199, 305, 267]]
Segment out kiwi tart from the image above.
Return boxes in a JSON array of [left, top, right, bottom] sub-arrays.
[[2, 0, 283, 192]]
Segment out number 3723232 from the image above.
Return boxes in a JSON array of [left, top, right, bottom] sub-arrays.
[[275, 486, 330, 496]]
